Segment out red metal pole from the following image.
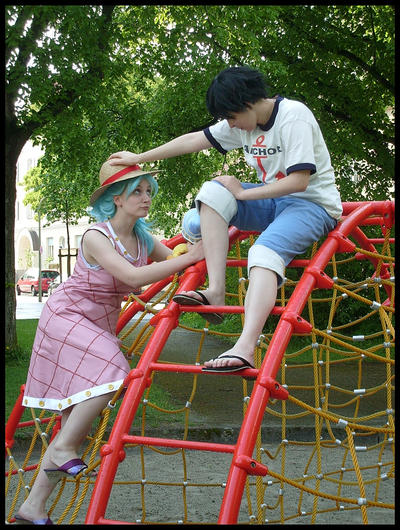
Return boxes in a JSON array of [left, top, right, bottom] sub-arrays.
[[5, 385, 25, 453], [85, 261, 207, 524], [217, 201, 393, 523]]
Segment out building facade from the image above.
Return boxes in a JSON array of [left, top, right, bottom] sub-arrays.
[[15, 141, 92, 282]]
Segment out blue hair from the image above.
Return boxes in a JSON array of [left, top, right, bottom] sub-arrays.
[[90, 175, 158, 254]]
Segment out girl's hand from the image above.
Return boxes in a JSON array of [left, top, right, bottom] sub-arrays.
[[108, 151, 141, 166], [212, 174, 245, 199]]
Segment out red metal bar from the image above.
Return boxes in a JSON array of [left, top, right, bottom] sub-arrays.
[[6, 464, 38, 477], [341, 200, 394, 215], [148, 361, 258, 379], [122, 434, 235, 454], [12, 415, 60, 430], [170, 304, 285, 317], [5, 385, 26, 452]]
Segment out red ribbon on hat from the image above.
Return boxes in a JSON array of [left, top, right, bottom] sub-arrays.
[[102, 165, 141, 187]]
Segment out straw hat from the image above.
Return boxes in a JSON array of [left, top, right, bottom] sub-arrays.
[[89, 161, 159, 205]]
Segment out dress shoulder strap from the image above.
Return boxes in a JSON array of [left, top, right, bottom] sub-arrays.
[[83, 223, 116, 248]]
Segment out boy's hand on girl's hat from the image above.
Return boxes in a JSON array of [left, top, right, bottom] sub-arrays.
[[108, 151, 140, 166]]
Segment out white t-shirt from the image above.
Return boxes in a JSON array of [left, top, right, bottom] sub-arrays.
[[203, 97, 342, 220]]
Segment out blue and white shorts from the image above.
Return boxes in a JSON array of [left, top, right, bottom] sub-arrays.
[[195, 180, 338, 286]]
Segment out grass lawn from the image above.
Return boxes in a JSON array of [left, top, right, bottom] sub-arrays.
[[5, 320, 38, 422]]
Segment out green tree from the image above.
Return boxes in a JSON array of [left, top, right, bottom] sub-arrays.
[[36, 4, 395, 233], [127, 4, 394, 200], [23, 164, 90, 275], [6, 5, 394, 353], [6, 5, 118, 350]]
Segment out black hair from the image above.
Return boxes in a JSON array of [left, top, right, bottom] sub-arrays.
[[206, 66, 270, 120]]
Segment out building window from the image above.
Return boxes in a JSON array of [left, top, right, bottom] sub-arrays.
[[75, 234, 82, 248], [47, 237, 54, 261], [26, 204, 34, 220]]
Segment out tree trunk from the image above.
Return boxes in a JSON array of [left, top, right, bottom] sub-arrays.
[[5, 124, 30, 351], [66, 209, 71, 277]]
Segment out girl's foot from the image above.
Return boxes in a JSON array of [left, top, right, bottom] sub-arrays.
[[177, 289, 224, 307], [15, 504, 51, 525]]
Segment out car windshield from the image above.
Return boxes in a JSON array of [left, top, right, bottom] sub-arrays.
[[41, 271, 59, 279]]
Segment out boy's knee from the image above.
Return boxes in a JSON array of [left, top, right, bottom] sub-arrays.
[[195, 181, 238, 225], [248, 245, 285, 287]]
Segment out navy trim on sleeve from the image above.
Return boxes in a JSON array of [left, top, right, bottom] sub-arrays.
[[203, 127, 227, 155], [287, 163, 316, 176]]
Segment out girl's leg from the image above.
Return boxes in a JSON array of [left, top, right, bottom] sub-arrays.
[[15, 432, 61, 521], [50, 393, 112, 467], [204, 266, 277, 368], [16, 393, 112, 521]]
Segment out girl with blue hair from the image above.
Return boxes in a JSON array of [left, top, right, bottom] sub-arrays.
[[15, 161, 203, 524]]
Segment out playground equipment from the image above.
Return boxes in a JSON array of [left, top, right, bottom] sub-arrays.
[[5, 201, 394, 524]]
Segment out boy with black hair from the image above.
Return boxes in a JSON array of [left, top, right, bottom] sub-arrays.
[[206, 66, 269, 119], [109, 65, 342, 374]]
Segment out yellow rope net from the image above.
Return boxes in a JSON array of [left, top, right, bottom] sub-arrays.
[[5, 213, 394, 525]]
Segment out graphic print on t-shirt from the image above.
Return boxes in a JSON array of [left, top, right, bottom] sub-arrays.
[[244, 134, 284, 183]]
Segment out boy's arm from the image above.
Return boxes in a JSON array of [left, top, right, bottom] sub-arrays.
[[108, 131, 212, 166], [213, 171, 310, 200]]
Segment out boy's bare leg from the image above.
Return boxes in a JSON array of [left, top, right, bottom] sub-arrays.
[[179, 203, 228, 306], [204, 266, 277, 368]]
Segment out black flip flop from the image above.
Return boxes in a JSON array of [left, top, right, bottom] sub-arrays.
[[202, 354, 254, 373], [173, 291, 224, 325]]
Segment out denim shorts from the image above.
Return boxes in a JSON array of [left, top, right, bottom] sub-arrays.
[[195, 181, 338, 286]]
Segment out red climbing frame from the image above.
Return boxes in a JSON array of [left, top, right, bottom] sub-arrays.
[[84, 200, 394, 524], [5, 201, 394, 525]]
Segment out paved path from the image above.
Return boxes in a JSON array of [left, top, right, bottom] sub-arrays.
[[16, 293, 47, 320]]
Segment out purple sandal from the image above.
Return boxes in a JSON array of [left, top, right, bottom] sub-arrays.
[[44, 458, 88, 485], [15, 514, 53, 525]]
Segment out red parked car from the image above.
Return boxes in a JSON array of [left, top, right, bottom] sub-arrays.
[[16, 268, 60, 296]]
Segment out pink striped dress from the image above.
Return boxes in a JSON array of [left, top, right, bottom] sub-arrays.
[[22, 221, 148, 412]]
